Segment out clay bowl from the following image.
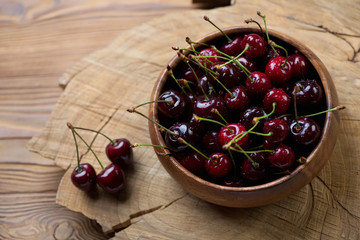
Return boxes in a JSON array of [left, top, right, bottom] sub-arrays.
[[148, 27, 340, 208]]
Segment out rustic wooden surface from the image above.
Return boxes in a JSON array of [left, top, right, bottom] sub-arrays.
[[2, 0, 360, 239]]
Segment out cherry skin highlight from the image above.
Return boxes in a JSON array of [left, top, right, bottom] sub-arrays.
[[97, 163, 126, 194], [71, 163, 97, 192], [106, 138, 133, 167]]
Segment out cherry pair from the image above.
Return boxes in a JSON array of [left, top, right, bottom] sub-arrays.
[[68, 123, 133, 194]]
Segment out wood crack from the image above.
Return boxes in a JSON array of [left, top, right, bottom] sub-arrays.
[[289, 17, 360, 62], [315, 176, 360, 220]]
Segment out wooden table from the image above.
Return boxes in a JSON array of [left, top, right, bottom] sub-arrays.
[[0, 1, 205, 239], [1, 1, 359, 239]]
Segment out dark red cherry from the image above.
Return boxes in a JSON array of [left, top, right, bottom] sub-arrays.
[[183, 66, 202, 83], [106, 138, 133, 167], [265, 56, 293, 85], [165, 122, 199, 152], [268, 145, 295, 170], [239, 107, 268, 131], [193, 95, 229, 123], [263, 118, 289, 145], [198, 48, 221, 67], [263, 88, 291, 115], [293, 79, 323, 107], [205, 153, 232, 178], [211, 63, 242, 88], [237, 56, 256, 79], [202, 130, 222, 153], [178, 151, 206, 176], [224, 85, 250, 112], [241, 33, 267, 58], [158, 90, 189, 119], [241, 152, 267, 182], [288, 53, 309, 78], [245, 71, 271, 95], [97, 163, 126, 194], [218, 123, 249, 149], [196, 75, 215, 95], [290, 117, 321, 146], [71, 163, 96, 192], [221, 36, 243, 56], [263, 47, 284, 62]]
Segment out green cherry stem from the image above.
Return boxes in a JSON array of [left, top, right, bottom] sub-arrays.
[[67, 122, 104, 170], [133, 99, 173, 110], [302, 105, 346, 118], [167, 66, 187, 94], [244, 18, 264, 37], [193, 114, 231, 131], [203, 15, 232, 43], [131, 143, 168, 149], [70, 127, 81, 170]]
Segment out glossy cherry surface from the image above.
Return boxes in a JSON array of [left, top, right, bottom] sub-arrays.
[[221, 36, 243, 56], [198, 48, 221, 67], [245, 71, 271, 95], [263, 88, 291, 115], [211, 63, 242, 88], [265, 56, 293, 85], [97, 163, 126, 194], [268, 145, 295, 170], [193, 95, 229, 123], [202, 130, 222, 153], [71, 163, 97, 192], [224, 85, 249, 112], [158, 90, 189, 119], [241, 33, 267, 58], [288, 53, 309, 78], [239, 107, 268, 131], [106, 138, 133, 167], [293, 79, 323, 107], [205, 153, 232, 178], [218, 123, 249, 149], [263, 118, 289, 145], [165, 122, 199, 152], [241, 152, 267, 182], [290, 117, 321, 146], [179, 151, 206, 176]]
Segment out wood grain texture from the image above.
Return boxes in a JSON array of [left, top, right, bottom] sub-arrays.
[[0, 0, 203, 239], [23, 0, 360, 239]]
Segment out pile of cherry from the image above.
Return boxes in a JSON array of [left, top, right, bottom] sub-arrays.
[[153, 13, 344, 187]]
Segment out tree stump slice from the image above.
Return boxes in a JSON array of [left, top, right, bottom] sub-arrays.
[[27, 1, 360, 239]]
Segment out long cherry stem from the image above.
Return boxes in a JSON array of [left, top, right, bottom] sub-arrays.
[[204, 15, 232, 42], [71, 128, 81, 170], [67, 123, 104, 170], [302, 105, 345, 118]]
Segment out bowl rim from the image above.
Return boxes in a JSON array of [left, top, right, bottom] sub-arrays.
[[149, 26, 338, 194]]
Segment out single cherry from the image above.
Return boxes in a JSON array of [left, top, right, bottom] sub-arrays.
[[268, 145, 295, 170], [97, 163, 126, 194], [193, 95, 229, 123], [211, 63, 242, 88], [158, 90, 189, 119], [263, 88, 291, 115], [224, 85, 250, 112], [218, 123, 249, 149], [164, 122, 199, 152], [265, 56, 293, 85], [239, 107, 268, 131], [288, 53, 309, 78], [245, 71, 271, 96], [290, 117, 321, 146], [263, 118, 289, 145], [106, 138, 133, 167], [241, 152, 267, 182], [71, 163, 97, 192], [205, 153, 232, 178], [198, 48, 221, 67], [221, 36, 243, 56], [292, 79, 323, 107], [202, 130, 222, 153], [241, 33, 267, 58], [178, 151, 206, 176]]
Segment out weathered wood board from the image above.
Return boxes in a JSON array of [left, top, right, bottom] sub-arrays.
[[27, 1, 360, 239]]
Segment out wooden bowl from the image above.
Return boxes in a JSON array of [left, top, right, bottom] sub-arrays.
[[148, 27, 340, 208]]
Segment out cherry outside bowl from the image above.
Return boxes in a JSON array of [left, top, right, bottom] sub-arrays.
[[148, 27, 340, 208]]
